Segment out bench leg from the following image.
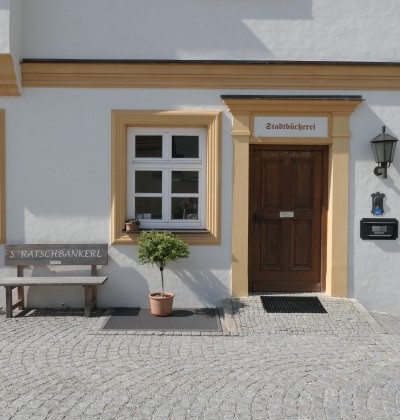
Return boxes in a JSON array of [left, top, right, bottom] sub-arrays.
[[91, 286, 98, 311], [84, 286, 97, 317], [17, 286, 25, 309], [5, 286, 13, 318]]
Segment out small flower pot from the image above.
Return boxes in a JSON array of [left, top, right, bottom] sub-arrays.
[[125, 223, 139, 232], [149, 292, 175, 317]]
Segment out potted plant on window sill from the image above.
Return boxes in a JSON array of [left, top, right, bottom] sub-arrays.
[[138, 231, 190, 316], [125, 218, 141, 232]]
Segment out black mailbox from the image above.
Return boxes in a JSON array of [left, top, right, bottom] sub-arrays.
[[360, 218, 398, 240]]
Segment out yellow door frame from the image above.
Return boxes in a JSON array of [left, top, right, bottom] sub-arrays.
[[223, 96, 362, 297]]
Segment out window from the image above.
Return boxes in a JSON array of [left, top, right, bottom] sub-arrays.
[[0, 109, 5, 243], [127, 128, 206, 229], [111, 110, 221, 245]]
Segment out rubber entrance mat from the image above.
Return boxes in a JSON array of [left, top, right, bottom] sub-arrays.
[[261, 296, 327, 314], [103, 307, 221, 331]]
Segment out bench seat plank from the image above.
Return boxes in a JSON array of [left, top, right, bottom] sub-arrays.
[[0, 276, 108, 287]]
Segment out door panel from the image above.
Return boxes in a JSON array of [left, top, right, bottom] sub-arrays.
[[262, 160, 284, 210], [261, 220, 283, 270], [249, 146, 326, 292], [292, 159, 313, 210], [291, 219, 312, 270]]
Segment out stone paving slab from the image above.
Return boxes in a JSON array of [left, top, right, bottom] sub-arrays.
[[1, 296, 400, 419]]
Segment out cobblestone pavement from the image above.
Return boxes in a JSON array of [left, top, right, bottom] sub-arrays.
[[1, 296, 400, 419]]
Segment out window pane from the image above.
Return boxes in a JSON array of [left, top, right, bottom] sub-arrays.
[[136, 135, 162, 158], [135, 198, 162, 219], [171, 171, 198, 193], [172, 136, 199, 158], [135, 171, 162, 193], [171, 197, 198, 220]]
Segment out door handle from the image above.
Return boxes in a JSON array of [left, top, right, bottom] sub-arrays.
[[253, 213, 262, 230]]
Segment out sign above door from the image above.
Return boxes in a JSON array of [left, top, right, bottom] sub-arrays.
[[254, 116, 328, 138]]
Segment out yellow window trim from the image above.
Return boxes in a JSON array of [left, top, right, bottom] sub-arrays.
[[222, 97, 363, 298], [111, 110, 222, 245], [0, 109, 5, 243]]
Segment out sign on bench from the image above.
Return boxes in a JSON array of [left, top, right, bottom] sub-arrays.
[[5, 244, 108, 266], [1, 244, 108, 318]]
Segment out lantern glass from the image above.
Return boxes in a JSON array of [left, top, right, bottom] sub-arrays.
[[371, 140, 397, 164], [370, 126, 398, 165]]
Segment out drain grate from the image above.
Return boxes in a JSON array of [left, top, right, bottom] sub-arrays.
[[261, 296, 327, 314]]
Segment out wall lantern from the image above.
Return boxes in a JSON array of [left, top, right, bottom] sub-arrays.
[[370, 126, 398, 179]]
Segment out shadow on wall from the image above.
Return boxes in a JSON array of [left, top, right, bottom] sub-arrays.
[[11, 261, 229, 310], [23, 0, 313, 60], [98, 267, 151, 308], [103, 265, 229, 309], [193, 0, 313, 20], [175, 268, 230, 308], [125, 0, 313, 57], [22, 254, 151, 309], [108, 246, 230, 308]]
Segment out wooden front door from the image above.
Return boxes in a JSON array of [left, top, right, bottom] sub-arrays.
[[249, 145, 327, 292]]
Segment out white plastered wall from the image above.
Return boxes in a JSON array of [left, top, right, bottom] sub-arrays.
[[1, 89, 400, 313], [1, 0, 400, 313], [0, 0, 10, 54], [9, 0, 22, 88], [0, 0, 23, 88], [349, 92, 400, 314], [21, 0, 400, 62], [0, 89, 234, 310]]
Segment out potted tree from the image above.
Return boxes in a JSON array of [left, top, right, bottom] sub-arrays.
[[125, 218, 141, 232], [138, 231, 190, 316]]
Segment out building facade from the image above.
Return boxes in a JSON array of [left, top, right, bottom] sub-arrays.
[[1, 0, 400, 313]]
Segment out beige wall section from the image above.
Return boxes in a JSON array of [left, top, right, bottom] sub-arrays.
[[223, 97, 362, 297], [0, 54, 20, 96], [21, 61, 400, 91], [327, 113, 353, 296], [231, 113, 251, 296], [111, 110, 222, 245], [0, 109, 5, 243]]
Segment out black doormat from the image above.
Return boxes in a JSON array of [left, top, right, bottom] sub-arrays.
[[103, 307, 221, 331], [261, 296, 327, 314]]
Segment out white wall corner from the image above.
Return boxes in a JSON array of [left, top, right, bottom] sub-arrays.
[[0, 0, 21, 94], [9, 0, 22, 89], [0, 1, 10, 54]]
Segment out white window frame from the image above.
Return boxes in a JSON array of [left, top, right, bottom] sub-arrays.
[[127, 127, 207, 230]]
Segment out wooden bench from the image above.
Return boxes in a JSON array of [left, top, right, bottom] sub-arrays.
[[1, 244, 108, 318]]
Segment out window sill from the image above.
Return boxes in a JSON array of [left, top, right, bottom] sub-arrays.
[[113, 229, 219, 245], [125, 228, 209, 233]]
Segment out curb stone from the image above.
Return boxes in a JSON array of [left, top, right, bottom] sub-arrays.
[[222, 299, 239, 335], [349, 298, 387, 334]]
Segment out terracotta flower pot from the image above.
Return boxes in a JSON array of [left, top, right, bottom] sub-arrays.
[[125, 223, 139, 232], [149, 292, 175, 317]]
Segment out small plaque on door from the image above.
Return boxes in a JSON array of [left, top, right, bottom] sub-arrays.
[[280, 211, 294, 218]]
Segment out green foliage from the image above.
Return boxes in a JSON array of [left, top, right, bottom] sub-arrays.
[[126, 218, 141, 225], [138, 231, 190, 294], [138, 231, 189, 269]]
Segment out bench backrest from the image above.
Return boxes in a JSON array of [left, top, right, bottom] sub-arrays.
[[4, 244, 108, 266]]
